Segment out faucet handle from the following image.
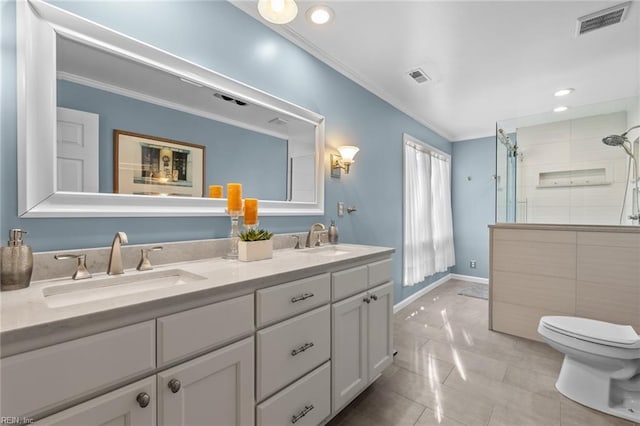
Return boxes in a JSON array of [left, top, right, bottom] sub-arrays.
[[315, 230, 328, 247], [55, 253, 92, 280], [291, 235, 301, 249], [137, 246, 163, 271]]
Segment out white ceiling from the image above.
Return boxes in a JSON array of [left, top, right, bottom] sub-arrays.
[[233, 1, 640, 141]]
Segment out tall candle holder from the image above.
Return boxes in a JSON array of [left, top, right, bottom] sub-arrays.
[[225, 209, 242, 259], [243, 221, 259, 231]]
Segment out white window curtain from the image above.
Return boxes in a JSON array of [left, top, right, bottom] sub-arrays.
[[403, 135, 455, 286]]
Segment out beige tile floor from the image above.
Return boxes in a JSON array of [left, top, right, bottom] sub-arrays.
[[327, 279, 637, 426]]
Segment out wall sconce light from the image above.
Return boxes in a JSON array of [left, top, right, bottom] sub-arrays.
[[331, 146, 360, 178], [257, 0, 298, 24]]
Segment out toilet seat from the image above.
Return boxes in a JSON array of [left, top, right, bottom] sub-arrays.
[[540, 316, 640, 348]]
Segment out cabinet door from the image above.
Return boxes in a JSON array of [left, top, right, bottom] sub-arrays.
[[331, 291, 368, 413], [158, 337, 254, 426], [36, 377, 155, 426], [368, 282, 394, 380]]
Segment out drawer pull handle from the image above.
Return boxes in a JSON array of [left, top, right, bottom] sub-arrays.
[[168, 379, 181, 393], [370, 294, 378, 301], [291, 293, 314, 303], [291, 342, 314, 356], [136, 392, 151, 408], [291, 404, 314, 423]]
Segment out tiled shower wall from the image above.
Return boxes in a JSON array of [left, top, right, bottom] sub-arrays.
[[516, 111, 635, 225]]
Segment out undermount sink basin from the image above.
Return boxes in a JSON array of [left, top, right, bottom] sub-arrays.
[[300, 245, 354, 257], [42, 269, 206, 308]]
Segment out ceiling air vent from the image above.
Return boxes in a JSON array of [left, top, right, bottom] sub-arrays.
[[408, 68, 431, 84], [576, 2, 631, 35]]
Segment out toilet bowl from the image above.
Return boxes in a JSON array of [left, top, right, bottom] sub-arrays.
[[538, 316, 640, 422]]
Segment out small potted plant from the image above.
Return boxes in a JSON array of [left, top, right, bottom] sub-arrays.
[[238, 228, 274, 262]]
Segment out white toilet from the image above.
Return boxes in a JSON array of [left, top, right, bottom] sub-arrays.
[[538, 316, 640, 422]]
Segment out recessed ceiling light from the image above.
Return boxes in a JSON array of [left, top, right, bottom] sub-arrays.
[[306, 5, 334, 25], [257, 0, 298, 25], [554, 106, 569, 112], [554, 88, 574, 97]]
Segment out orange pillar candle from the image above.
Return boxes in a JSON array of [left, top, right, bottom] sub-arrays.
[[208, 185, 223, 198], [244, 198, 258, 225], [227, 183, 242, 212]]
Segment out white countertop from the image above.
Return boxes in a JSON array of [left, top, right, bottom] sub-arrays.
[[0, 244, 394, 357]]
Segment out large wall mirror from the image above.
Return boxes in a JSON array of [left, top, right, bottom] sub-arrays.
[[17, 0, 324, 217]]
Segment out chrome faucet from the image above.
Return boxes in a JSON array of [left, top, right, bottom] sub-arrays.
[[305, 223, 326, 248], [107, 232, 128, 275]]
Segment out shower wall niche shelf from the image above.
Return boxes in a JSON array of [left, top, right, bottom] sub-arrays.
[[536, 167, 610, 188]]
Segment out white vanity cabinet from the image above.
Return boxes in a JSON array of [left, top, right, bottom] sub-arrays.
[[35, 377, 156, 426], [2, 248, 395, 426], [2, 295, 255, 426], [155, 295, 255, 426], [255, 274, 332, 425], [1, 321, 156, 420], [331, 261, 394, 414], [157, 337, 254, 426]]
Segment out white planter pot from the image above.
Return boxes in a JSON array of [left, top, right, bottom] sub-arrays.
[[238, 239, 273, 262]]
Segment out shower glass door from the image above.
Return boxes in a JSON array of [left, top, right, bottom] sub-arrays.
[[495, 127, 517, 223]]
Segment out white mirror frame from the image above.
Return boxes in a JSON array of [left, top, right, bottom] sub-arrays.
[[17, 0, 324, 218]]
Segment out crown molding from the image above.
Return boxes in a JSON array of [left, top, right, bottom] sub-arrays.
[[230, 1, 454, 142]]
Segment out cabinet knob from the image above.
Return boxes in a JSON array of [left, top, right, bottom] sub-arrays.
[[363, 297, 371, 304], [168, 378, 181, 393], [136, 392, 151, 408], [370, 294, 378, 301]]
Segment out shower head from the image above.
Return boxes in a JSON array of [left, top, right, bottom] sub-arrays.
[[602, 134, 628, 146], [602, 130, 640, 160], [603, 125, 639, 158], [603, 125, 640, 145]]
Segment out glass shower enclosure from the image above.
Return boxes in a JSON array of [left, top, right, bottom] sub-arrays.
[[495, 126, 517, 223], [496, 96, 639, 226]]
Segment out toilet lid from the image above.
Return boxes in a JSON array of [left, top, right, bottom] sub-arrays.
[[541, 316, 640, 348]]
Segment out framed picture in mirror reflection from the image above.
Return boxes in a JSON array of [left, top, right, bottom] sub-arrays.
[[114, 130, 205, 197]]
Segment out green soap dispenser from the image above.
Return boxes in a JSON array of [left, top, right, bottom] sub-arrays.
[[1, 229, 33, 291]]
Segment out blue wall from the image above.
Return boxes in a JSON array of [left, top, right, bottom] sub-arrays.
[[1, 0, 453, 304], [58, 80, 287, 199], [451, 136, 496, 278]]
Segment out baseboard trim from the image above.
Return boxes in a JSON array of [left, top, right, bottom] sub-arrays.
[[393, 273, 490, 313], [393, 274, 451, 313], [449, 274, 489, 285]]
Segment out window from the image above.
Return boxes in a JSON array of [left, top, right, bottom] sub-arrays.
[[403, 134, 455, 286]]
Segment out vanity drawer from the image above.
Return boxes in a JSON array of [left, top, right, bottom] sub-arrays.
[[368, 258, 393, 288], [332, 265, 368, 301], [0, 321, 155, 419], [157, 294, 254, 366], [256, 273, 330, 327], [256, 305, 330, 401], [256, 361, 330, 426]]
